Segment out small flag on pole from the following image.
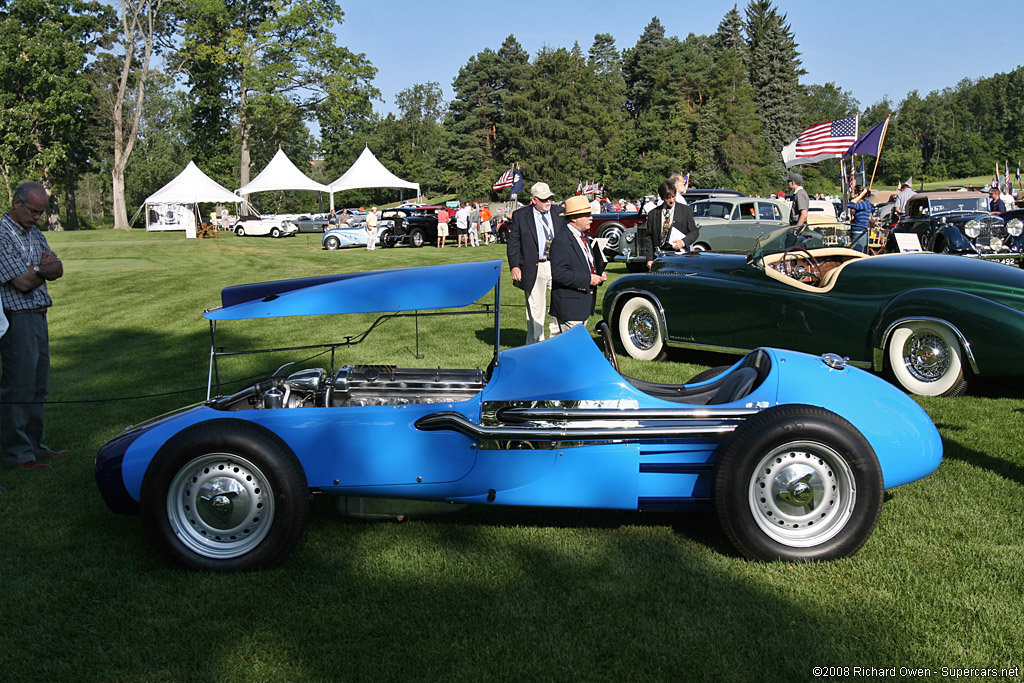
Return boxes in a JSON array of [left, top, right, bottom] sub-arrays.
[[493, 167, 517, 190], [781, 116, 858, 168]]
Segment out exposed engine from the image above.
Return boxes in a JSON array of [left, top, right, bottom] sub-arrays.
[[213, 365, 488, 411]]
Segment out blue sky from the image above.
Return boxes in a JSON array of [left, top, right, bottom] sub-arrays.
[[336, 0, 1024, 118]]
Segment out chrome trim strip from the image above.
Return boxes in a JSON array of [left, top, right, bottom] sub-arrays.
[[497, 407, 758, 422], [874, 316, 979, 374], [416, 412, 741, 440]]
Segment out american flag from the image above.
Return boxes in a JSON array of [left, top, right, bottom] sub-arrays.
[[493, 167, 516, 190], [782, 117, 857, 167]]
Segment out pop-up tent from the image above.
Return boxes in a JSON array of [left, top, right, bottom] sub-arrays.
[[328, 146, 420, 209], [238, 148, 329, 199], [142, 160, 242, 236]]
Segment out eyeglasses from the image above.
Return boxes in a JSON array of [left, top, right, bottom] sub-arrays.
[[16, 198, 45, 217], [533, 197, 553, 204]]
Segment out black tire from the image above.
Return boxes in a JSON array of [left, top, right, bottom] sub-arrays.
[[409, 228, 426, 248], [235, 226, 245, 237], [691, 242, 711, 252], [688, 365, 731, 384], [713, 405, 883, 562], [324, 235, 341, 251], [497, 225, 509, 244], [140, 420, 309, 572], [379, 229, 394, 248], [270, 227, 282, 238]]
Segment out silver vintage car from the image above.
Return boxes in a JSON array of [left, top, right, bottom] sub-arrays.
[[618, 196, 791, 271]]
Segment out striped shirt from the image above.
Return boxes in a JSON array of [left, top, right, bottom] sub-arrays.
[[0, 212, 52, 311]]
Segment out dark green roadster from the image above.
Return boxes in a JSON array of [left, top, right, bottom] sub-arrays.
[[603, 226, 1024, 397]]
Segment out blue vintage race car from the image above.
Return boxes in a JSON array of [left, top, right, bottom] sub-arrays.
[[95, 260, 942, 571]]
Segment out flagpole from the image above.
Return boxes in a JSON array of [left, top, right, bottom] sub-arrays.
[[868, 116, 891, 190]]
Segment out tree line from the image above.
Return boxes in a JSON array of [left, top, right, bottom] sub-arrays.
[[2, 0, 1023, 229]]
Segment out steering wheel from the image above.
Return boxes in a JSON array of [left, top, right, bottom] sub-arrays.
[[594, 321, 621, 373], [777, 246, 823, 286]]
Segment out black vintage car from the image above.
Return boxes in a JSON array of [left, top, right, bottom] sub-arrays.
[[886, 191, 1024, 262], [377, 209, 439, 248]]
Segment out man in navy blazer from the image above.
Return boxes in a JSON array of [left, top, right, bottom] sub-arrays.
[[640, 179, 700, 270], [549, 196, 607, 332], [507, 182, 567, 344]]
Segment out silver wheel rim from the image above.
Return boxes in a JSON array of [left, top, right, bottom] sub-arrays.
[[627, 305, 658, 351], [747, 440, 856, 548], [412, 232, 423, 246], [166, 453, 275, 559], [901, 329, 951, 383], [326, 237, 339, 249], [602, 226, 623, 250]]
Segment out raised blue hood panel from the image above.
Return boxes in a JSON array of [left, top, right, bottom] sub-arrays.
[[206, 259, 503, 320]]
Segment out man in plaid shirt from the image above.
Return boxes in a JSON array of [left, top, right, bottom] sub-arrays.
[[0, 182, 69, 471]]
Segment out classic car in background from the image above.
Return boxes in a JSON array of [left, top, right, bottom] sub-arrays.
[[589, 189, 746, 257], [321, 225, 379, 250], [94, 260, 942, 570], [603, 225, 1024, 397], [233, 214, 300, 238], [615, 196, 791, 269], [886, 191, 1024, 262], [282, 215, 332, 233]]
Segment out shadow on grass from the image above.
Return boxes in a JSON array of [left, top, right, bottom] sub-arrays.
[[935, 429, 1024, 487]]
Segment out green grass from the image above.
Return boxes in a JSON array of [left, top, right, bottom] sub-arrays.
[[2, 229, 1023, 681]]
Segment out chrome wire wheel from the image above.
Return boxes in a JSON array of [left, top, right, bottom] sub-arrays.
[[887, 321, 965, 397], [747, 440, 856, 548], [616, 297, 665, 360], [166, 453, 275, 560]]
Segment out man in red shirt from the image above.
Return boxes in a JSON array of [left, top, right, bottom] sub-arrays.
[[436, 207, 450, 248]]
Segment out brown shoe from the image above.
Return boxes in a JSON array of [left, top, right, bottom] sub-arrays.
[[41, 449, 72, 460], [16, 461, 51, 471]]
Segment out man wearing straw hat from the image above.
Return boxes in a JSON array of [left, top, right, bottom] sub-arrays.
[[549, 195, 606, 333]]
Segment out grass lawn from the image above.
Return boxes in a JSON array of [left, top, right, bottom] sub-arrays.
[[2, 229, 1022, 681]]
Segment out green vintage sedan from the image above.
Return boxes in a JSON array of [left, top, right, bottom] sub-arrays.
[[603, 225, 1024, 397]]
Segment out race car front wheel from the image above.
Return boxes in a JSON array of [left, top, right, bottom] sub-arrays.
[[713, 405, 883, 562], [141, 421, 309, 572]]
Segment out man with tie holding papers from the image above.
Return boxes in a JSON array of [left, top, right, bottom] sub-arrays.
[[641, 179, 700, 270]]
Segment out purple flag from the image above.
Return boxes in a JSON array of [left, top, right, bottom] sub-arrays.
[[843, 117, 889, 158]]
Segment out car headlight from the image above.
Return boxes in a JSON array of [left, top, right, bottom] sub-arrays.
[[990, 236, 1003, 250], [964, 220, 981, 238], [625, 232, 635, 243], [1007, 218, 1023, 237]]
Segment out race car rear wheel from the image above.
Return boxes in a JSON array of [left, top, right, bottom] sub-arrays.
[[886, 321, 966, 397], [324, 235, 341, 250], [714, 405, 883, 562], [615, 296, 666, 361], [141, 421, 309, 572]]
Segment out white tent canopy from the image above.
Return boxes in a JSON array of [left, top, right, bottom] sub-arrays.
[[328, 146, 420, 209], [238, 148, 329, 196], [145, 160, 241, 205], [142, 160, 241, 236]]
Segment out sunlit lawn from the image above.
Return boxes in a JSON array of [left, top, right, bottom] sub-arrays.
[[1, 229, 1021, 681]]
